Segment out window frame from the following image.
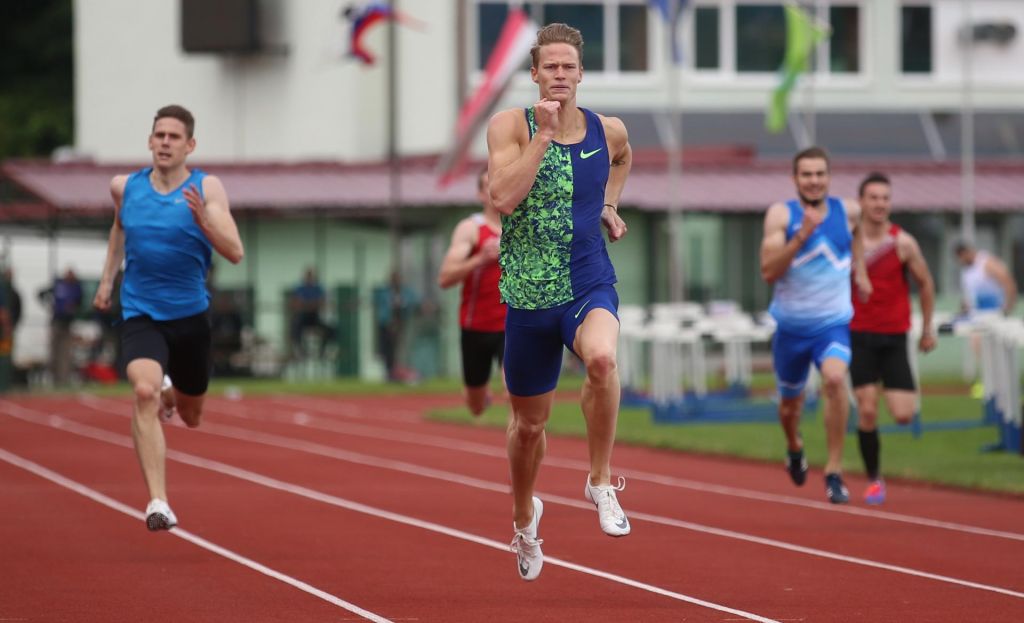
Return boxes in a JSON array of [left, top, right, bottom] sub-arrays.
[[466, 0, 662, 87], [687, 0, 870, 88]]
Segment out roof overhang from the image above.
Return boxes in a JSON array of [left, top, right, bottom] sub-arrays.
[[2, 157, 1023, 222]]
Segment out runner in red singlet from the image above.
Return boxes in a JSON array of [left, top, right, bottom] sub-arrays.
[[438, 169, 507, 416], [849, 172, 937, 505]]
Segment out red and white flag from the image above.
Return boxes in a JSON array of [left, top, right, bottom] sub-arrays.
[[437, 8, 536, 187]]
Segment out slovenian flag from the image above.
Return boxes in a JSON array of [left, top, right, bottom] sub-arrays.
[[437, 8, 537, 186], [344, 2, 424, 66]]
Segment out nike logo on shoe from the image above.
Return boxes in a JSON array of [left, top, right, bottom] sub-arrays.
[[580, 148, 603, 159], [574, 299, 592, 319], [615, 517, 629, 530], [518, 558, 530, 578]]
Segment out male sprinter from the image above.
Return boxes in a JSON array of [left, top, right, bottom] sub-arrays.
[[94, 105, 244, 530], [760, 147, 871, 504], [850, 172, 936, 505], [487, 22, 632, 581], [438, 169, 507, 416]]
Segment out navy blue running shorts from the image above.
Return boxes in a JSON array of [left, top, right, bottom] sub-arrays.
[[503, 284, 619, 397]]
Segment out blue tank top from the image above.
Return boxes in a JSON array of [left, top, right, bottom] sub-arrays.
[[499, 107, 617, 309], [120, 167, 212, 321], [769, 196, 853, 333]]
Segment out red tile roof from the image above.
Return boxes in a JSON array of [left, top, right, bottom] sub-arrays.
[[2, 158, 1022, 219]]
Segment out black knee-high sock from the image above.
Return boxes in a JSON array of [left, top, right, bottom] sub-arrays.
[[858, 429, 881, 481]]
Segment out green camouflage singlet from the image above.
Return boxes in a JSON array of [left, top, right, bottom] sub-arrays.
[[498, 108, 576, 309]]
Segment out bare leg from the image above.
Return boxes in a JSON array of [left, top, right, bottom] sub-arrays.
[[175, 391, 207, 428], [507, 391, 554, 529], [127, 358, 167, 501], [853, 384, 880, 432], [465, 385, 492, 417], [819, 358, 850, 475], [573, 309, 620, 486], [778, 395, 805, 451], [882, 389, 917, 426]]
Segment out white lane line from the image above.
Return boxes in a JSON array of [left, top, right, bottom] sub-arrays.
[[0, 407, 780, 623], [16, 401, 1024, 602], [0, 447, 395, 623], [183, 395, 1024, 544], [270, 395, 422, 422]]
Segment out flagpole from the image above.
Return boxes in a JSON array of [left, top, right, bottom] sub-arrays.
[[665, 1, 685, 303], [806, 0, 827, 145], [960, 0, 976, 245], [387, 0, 401, 270]]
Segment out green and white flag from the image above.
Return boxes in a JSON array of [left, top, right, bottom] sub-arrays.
[[766, 3, 830, 133]]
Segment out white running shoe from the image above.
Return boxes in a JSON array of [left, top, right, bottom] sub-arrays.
[[584, 475, 630, 537], [509, 496, 544, 581], [145, 498, 178, 531], [159, 375, 175, 423]]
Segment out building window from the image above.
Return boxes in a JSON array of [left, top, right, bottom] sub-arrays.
[[901, 5, 932, 73], [693, 2, 863, 76], [619, 4, 649, 72], [477, 2, 516, 71], [694, 6, 720, 70], [736, 4, 785, 73], [473, 1, 652, 74], [544, 3, 605, 70], [829, 5, 860, 73]]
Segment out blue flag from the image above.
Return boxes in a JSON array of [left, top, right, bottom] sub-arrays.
[[649, 0, 689, 64]]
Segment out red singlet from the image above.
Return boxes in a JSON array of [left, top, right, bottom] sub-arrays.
[[460, 215, 506, 332], [851, 223, 910, 334]]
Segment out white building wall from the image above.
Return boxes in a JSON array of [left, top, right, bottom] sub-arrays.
[[74, 0, 456, 162], [74, 0, 1023, 162]]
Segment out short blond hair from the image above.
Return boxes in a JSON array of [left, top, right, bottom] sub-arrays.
[[530, 23, 583, 67]]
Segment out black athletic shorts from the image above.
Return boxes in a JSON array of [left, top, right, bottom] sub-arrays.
[[120, 311, 212, 396], [460, 329, 505, 388], [849, 330, 915, 391]]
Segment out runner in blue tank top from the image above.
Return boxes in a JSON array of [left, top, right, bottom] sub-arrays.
[[94, 105, 244, 531], [760, 147, 871, 505], [486, 23, 633, 581]]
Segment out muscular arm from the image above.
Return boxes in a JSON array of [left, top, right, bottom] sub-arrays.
[[601, 116, 631, 242], [94, 176, 127, 312], [846, 199, 872, 301], [985, 257, 1018, 313], [486, 107, 552, 215], [186, 175, 245, 264], [760, 203, 805, 283], [900, 231, 937, 351], [437, 218, 486, 289]]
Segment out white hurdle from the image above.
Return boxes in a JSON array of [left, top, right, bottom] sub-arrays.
[[620, 301, 774, 407], [954, 313, 1024, 452], [617, 305, 648, 394]]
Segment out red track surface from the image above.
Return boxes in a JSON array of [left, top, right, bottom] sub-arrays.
[[2, 393, 1023, 622]]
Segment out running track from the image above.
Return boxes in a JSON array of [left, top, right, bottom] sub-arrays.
[[2, 393, 1023, 622]]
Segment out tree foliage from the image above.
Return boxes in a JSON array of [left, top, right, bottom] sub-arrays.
[[0, 0, 73, 158]]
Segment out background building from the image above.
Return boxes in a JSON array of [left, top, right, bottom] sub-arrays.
[[2, 0, 1022, 380]]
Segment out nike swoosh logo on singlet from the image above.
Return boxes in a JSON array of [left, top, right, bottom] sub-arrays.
[[580, 148, 603, 159]]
